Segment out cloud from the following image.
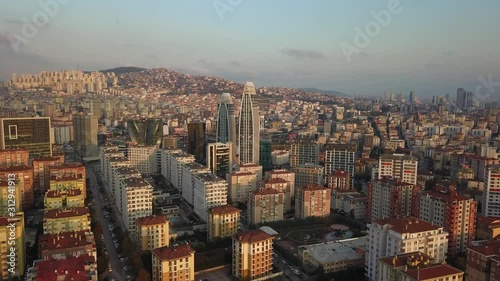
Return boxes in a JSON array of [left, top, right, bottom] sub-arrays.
[[280, 48, 325, 60]]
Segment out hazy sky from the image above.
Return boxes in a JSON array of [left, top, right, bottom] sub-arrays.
[[1, 0, 499, 97]]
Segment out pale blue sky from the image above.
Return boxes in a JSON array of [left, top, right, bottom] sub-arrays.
[[1, 0, 499, 97]]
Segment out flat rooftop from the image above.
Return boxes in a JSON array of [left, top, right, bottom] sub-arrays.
[[299, 237, 368, 265]]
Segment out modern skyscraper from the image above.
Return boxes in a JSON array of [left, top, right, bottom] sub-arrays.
[[73, 113, 99, 160], [187, 122, 206, 163], [259, 139, 272, 171], [238, 82, 260, 165], [409, 91, 416, 104], [456, 88, 467, 108], [216, 93, 237, 161], [0, 117, 52, 158], [207, 142, 233, 178], [127, 118, 163, 147]]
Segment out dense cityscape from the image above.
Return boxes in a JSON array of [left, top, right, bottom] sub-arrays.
[[0, 66, 498, 281]]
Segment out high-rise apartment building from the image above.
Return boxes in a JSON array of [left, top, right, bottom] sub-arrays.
[[43, 207, 91, 234], [292, 164, 324, 188], [207, 142, 233, 179], [295, 184, 331, 219], [367, 178, 421, 222], [415, 187, 476, 256], [324, 144, 356, 186], [482, 165, 500, 217], [152, 244, 195, 281], [136, 215, 170, 251], [73, 114, 99, 160], [262, 178, 292, 212], [248, 188, 285, 225], [32, 155, 65, 193], [232, 230, 273, 281], [187, 122, 206, 163], [127, 145, 160, 175], [289, 139, 320, 167], [216, 93, 237, 162], [325, 170, 351, 190], [378, 153, 418, 184], [181, 163, 210, 205], [227, 171, 258, 204], [0, 117, 52, 158], [47, 162, 86, 197], [366, 217, 449, 281], [0, 166, 34, 209], [268, 169, 296, 198], [0, 148, 29, 167], [121, 178, 153, 238], [208, 205, 240, 241], [238, 82, 260, 165], [466, 240, 500, 281], [0, 214, 25, 279], [192, 173, 228, 222], [44, 189, 84, 210], [127, 118, 163, 146]]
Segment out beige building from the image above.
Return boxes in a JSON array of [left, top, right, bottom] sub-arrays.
[[262, 178, 292, 212], [44, 189, 85, 210], [136, 215, 169, 251], [43, 207, 91, 234], [192, 172, 228, 222], [295, 184, 331, 219], [0, 213, 25, 280], [239, 164, 263, 186], [366, 217, 449, 281], [268, 169, 295, 198], [292, 164, 324, 188], [248, 188, 284, 225], [152, 244, 195, 281], [73, 113, 99, 160], [227, 171, 257, 204], [232, 230, 273, 281], [208, 205, 240, 241]]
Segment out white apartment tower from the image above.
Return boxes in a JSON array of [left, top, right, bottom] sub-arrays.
[[378, 153, 418, 184], [482, 165, 500, 216]]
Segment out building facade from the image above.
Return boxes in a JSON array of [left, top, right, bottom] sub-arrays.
[[238, 82, 260, 165], [232, 230, 273, 281], [295, 184, 331, 219]]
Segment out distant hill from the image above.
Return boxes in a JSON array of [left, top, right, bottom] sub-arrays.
[[99, 67, 147, 74], [300, 87, 349, 97]]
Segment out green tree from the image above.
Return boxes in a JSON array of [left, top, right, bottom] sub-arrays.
[[135, 268, 151, 281]]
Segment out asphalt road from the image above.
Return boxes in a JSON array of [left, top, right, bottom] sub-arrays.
[[272, 251, 314, 281], [87, 163, 125, 281]]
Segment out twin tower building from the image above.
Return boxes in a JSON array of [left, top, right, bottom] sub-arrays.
[[216, 82, 260, 165]]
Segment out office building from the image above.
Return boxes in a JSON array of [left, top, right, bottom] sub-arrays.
[[0, 117, 52, 158], [238, 82, 260, 165], [121, 178, 153, 238], [0, 213, 25, 280], [207, 142, 233, 179], [73, 114, 99, 160], [136, 215, 170, 251], [216, 93, 237, 162], [227, 171, 258, 204], [378, 153, 418, 184], [43, 207, 91, 234], [248, 188, 285, 225], [290, 139, 319, 168], [127, 118, 163, 146], [482, 165, 500, 216], [0, 148, 29, 167], [409, 91, 416, 104], [415, 187, 476, 256], [232, 230, 273, 281], [367, 178, 421, 222], [292, 164, 324, 188], [295, 184, 331, 219], [366, 217, 448, 281], [152, 244, 195, 281], [456, 88, 467, 109], [208, 205, 240, 241], [259, 139, 272, 171], [187, 122, 206, 163]]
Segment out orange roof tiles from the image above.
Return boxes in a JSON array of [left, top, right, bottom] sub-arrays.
[[209, 205, 240, 215], [152, 244, 194, 261], [234, 229, 273, 243], [373, 217, 441, 234], [136, 215, 169, 226]]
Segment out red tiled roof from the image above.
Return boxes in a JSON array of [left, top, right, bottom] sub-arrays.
[[152, 244, 194, 261], [209, 205, 240, 215], [401, 264, 463, 280], [45, 189, 82, 198], [33, 254, 95, 281], [136, 215, 169, 226], [373, 217, 441, 234], [234, 229, 273, 244], [253, 188, 281, 195], [301, 184, 328, 191], [468, 240, 500, 256], [477, 216, 500, 228], [44, 207, 89, 219], [40, 230, 93, 251], [0, 165, 31, 172], [331, 170, 350, 177]]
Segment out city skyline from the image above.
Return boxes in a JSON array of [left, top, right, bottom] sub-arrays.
[[1, 1, 499, 97]]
